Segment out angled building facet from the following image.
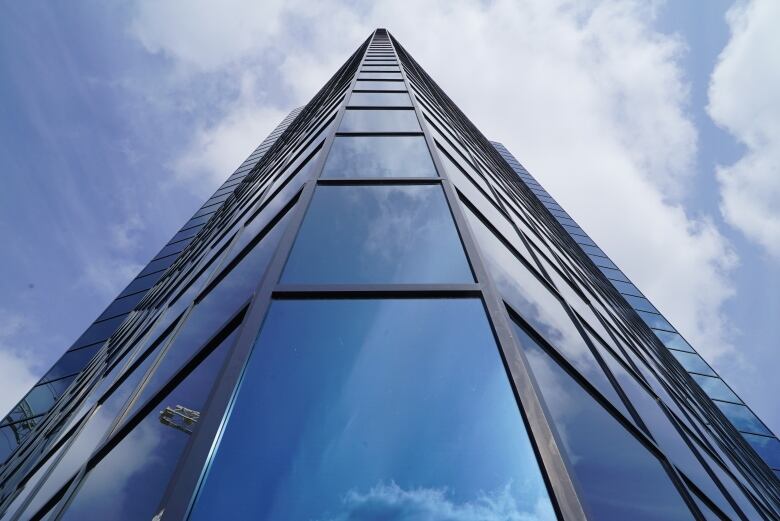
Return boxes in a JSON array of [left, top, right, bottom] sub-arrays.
[[0, 29, 778, 521]]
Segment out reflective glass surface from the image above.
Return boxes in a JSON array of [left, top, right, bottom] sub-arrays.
[[358, 72, 403, 80], [338, 109, 420, 132], [691, 374, 741, 403], [637, 310, 675, 332], [655, 330, 695, 353], [669, 351, 716, 376], [321, 136, 437, 178], [714, 402, 772, 436], [190, 299, 554, 521], [464, 207, 629, 415], [513, 322, 695, 521], [354, 80, 406, 91], [282, 185, 473, 284], [57, 336, 231, 521], [742, 433, 780, 470], [348, 92, 411, 107]]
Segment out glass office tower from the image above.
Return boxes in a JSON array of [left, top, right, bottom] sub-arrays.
[[0, 29, 778, 521]]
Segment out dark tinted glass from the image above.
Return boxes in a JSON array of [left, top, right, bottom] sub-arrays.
[[338, 109, 420, 133], [41, 346, 101, 383], [354, 80, 406, 91], [282, 185, 473, 284], [321, 136, 436, 178], [348, 91, 411, 107], [357, 72, 403, 80], [513, 322, 695, 521], [190, 299, 554, 521], [57, 337, 231, 521]]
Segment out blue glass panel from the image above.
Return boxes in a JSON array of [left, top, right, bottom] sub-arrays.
[[57, 334, 231, 521], [322, 136, 436, 178], [463, 207, 630, 417], [41, 346, 100, 383], [338, 109, 420, 132], [124, 213, 290, 419], [15, 351, 157, 518], [654, 330, 694, 353], [348, 92, 410, 107], [715, 402, 772, 436], [354, 80, 405, 91], [742, 433, 780, 469], [637, 310, 675, 332], [513, 323, 695, 521], [624, 294, 659, 314], [600, 265, 630, 283], [691, 374, 741, 403], [282, 185, 473, 284], [190, 299, 554, 521], [669, 351, 716, 376], [357, 73, 402, 81]]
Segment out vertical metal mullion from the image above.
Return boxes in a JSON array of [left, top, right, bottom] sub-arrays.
[[155, 33, 375, 521], [391, 35, 587, 521]]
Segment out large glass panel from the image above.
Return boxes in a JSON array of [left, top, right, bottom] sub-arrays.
[[513, 322, 695, 521], [348, 91, 411, 107], [56, 335, 231, 521], [714, 402, 773, 436], [321, 136, 436, 178], [637, 310, 675, 332], [742, 433, 780, 470], [463, 207, 629, 416], [655, 330, 695, 353], [357, 72, 403, 80], [670, 351, 717, 376], [691, 374, 741, 403], [14, 351, 157, 518], [282, 185, 473, 284], [121, 212, 290, 420], [353, 80, 406, 91], [190, 299, 554, 521], [338, 109, 420, 133]]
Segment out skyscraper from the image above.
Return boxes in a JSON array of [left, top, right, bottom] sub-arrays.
[[0, 28, 778, 520]]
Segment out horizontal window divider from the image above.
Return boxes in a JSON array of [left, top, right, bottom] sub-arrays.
[[66, 340, 106, 353], [335, 131, 425, 137], [273, 284, 482, 299], [316, 177, 441, 185]]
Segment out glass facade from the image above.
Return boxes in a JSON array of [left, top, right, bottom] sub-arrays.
[[0, 28, 777, 521]]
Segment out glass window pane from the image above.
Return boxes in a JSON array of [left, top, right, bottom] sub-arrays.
[[513, 322, 695, 521], [123, 213, 290, 420], [669, 351, 716, 376], [655, 330, 695, 353], [637, 310, 675, 332], [338, 109, 420, 133], [41, 346, 100, 383], [691, 374, 741, 403], [282, 185, 473, 284], [348, 91, 411, 107], [354, 80, 406, 91], [358, 72, 403, 80], [56, 334, 231, 521], [714, 402, 772, 436], [463, 207, 629, 415], [742, 433, 780, 469], [190, 299, 555, 521], [321, 136, 436, 178]]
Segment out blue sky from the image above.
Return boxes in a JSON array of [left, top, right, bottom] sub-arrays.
[[0, 0, 778, 436]]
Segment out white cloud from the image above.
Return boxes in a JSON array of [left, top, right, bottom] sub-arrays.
[[320, 482, 555, 521], [0, 311, 42, 418], [708, 0, 780, 257], [128, 0, 738, 363]]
